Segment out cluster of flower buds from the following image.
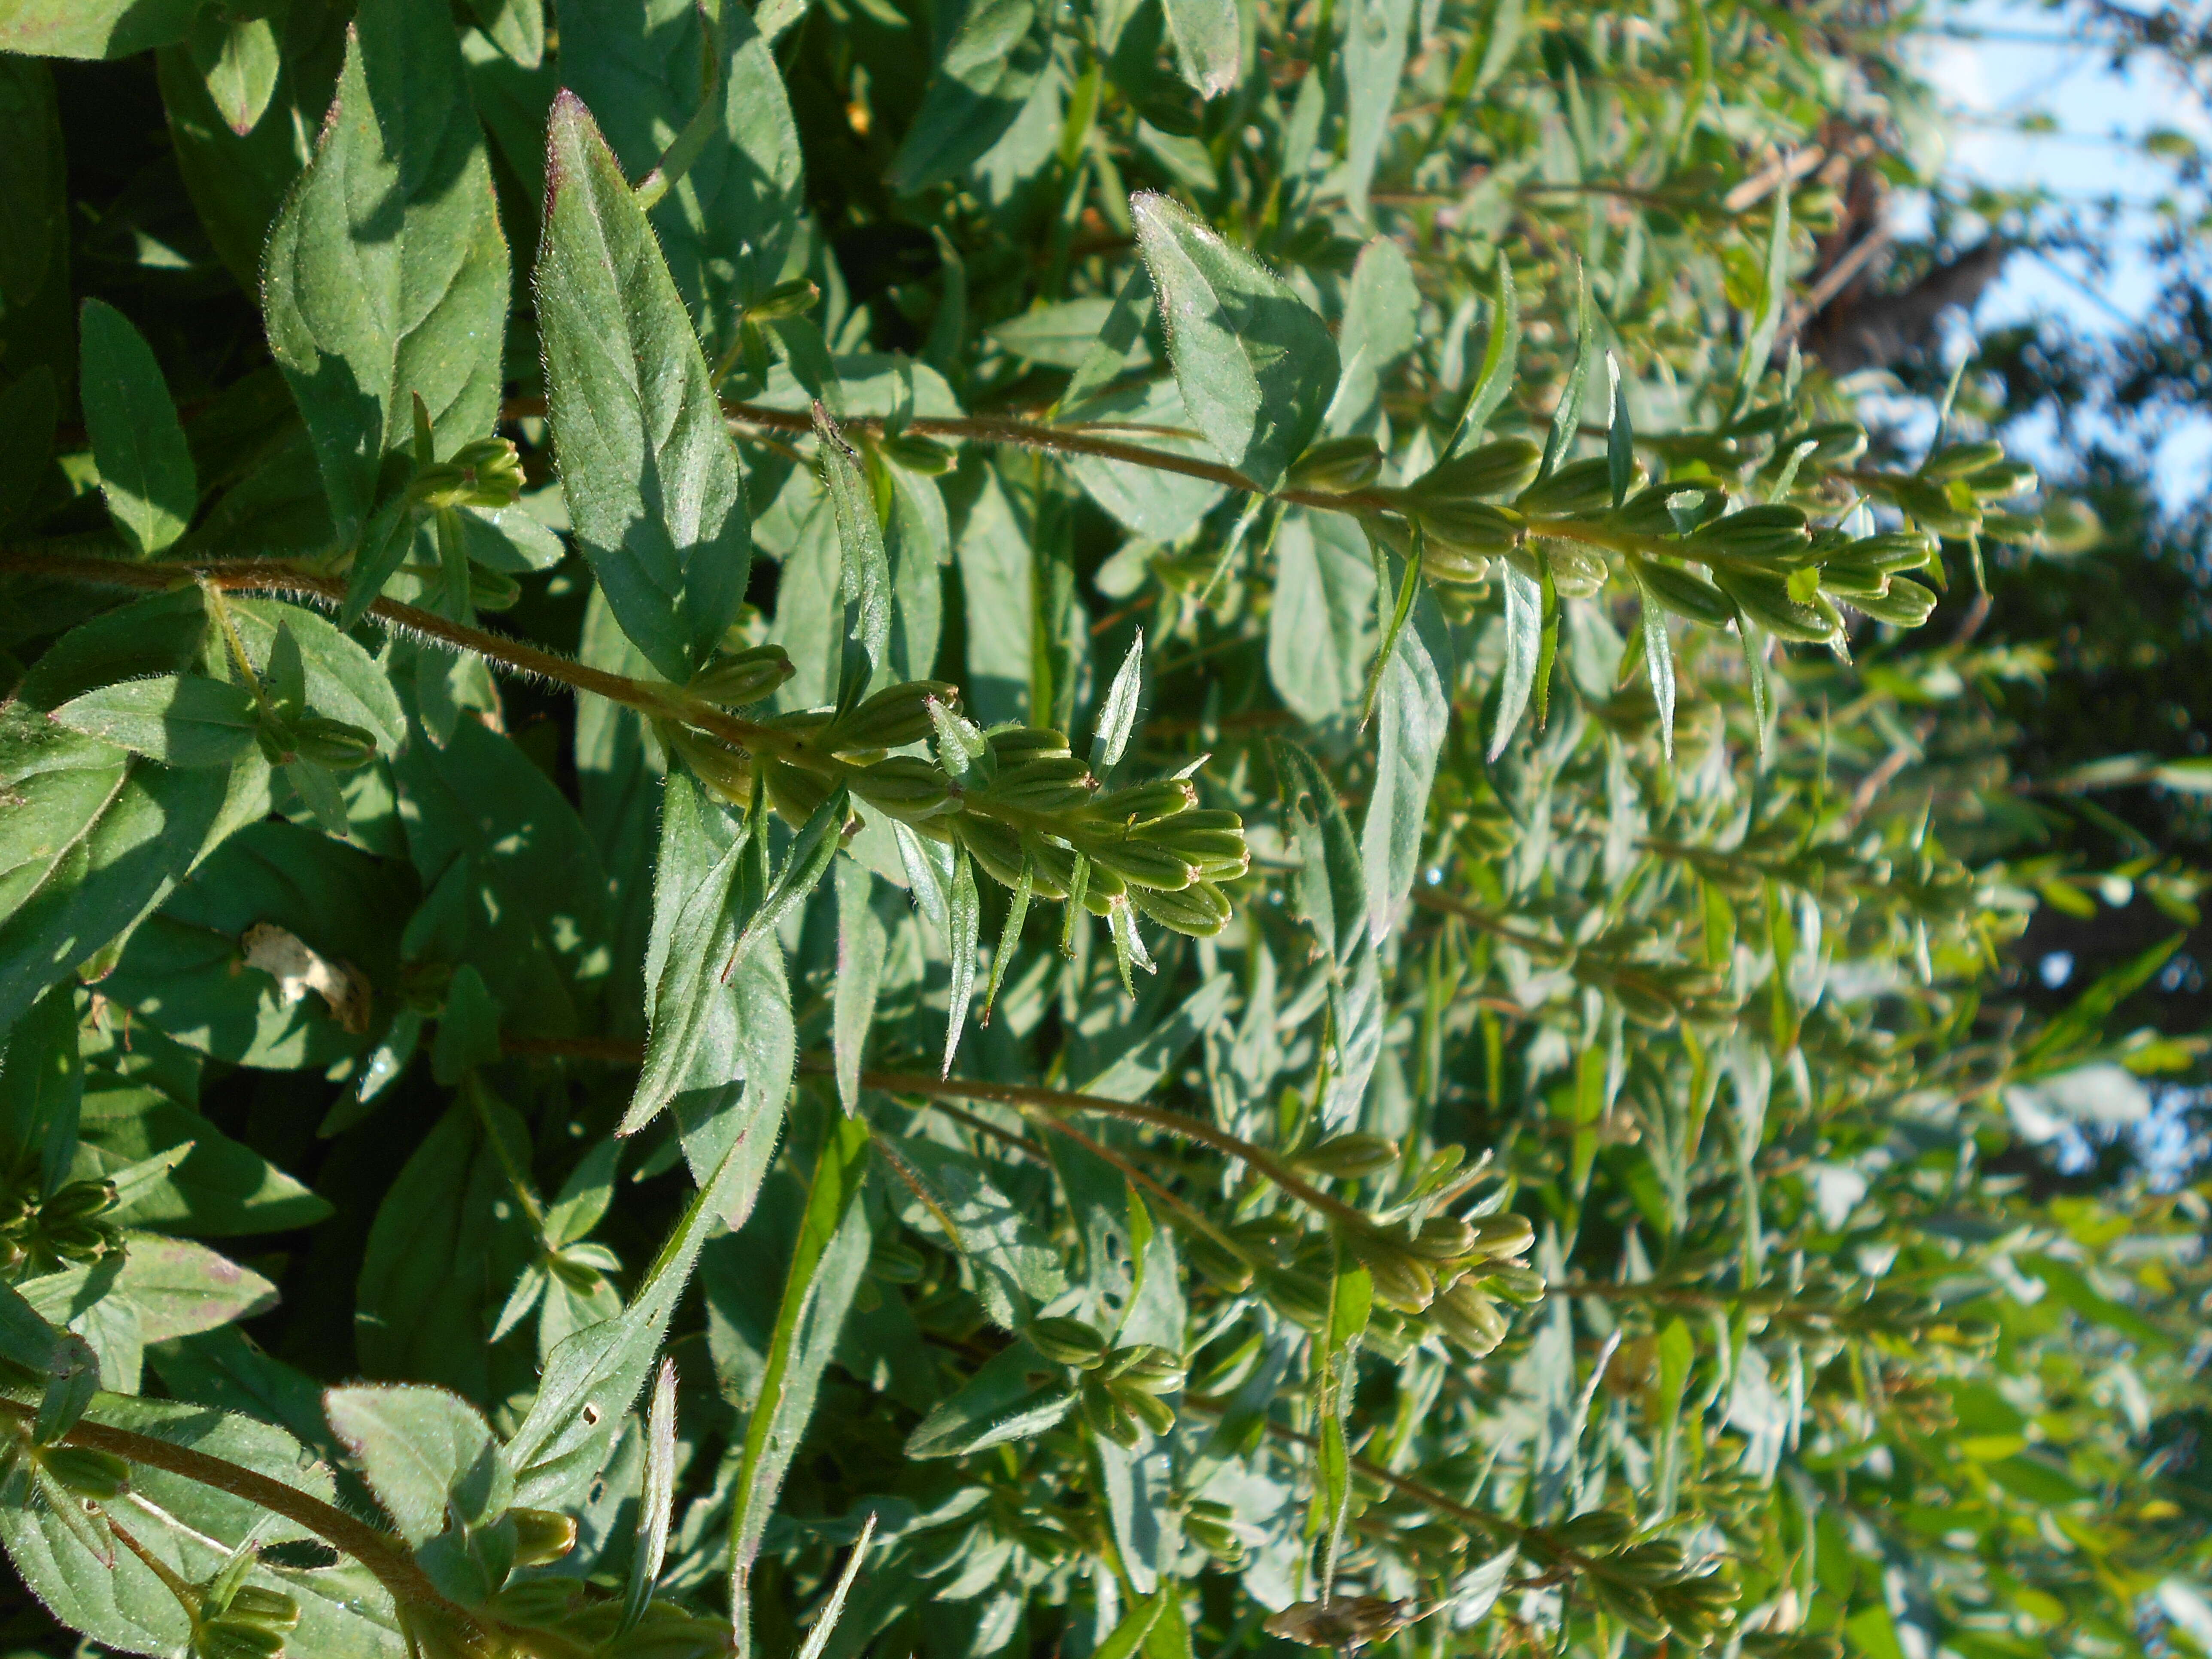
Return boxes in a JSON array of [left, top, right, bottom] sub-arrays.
[[664, 671, 1251, 943], [1027, 1318, 1187, 1447], [406, 436, 527, 514], [190, 1583, 301, 1659], [1333, 410, 2064, 650], [1182, 1497, 1246, 1565], [1338, 1208, 1540, 1354], [1525, 1510, 1735, 1644], [0, 1175, 122, 1276]]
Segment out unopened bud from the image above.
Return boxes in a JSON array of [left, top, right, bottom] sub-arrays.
[[1288, 436, 1383, 494], [876, 434, 957, 476], [1780, 421, 1866, 467], [289, 717, 379, 771], [1919, 439, 2005, 480], [1086, 780, 1197, 828], [1849, 575, 1938, 628], [1965, 459, 2037, 500], [219, 1586, 303, 1633], [687, 646, 794, 708], [509, 1507, 579, 1568], [1290, 1133, 1399, 1180], [1693, 503, 1812, 564], [1516, 456, 1626, 516], [658, 723, 755, 806], [829, 681, 961, 752], [1127, 880, 1232, 937], [1629, 556, 1735, 627], [1410, 436, 1544, 504], [41, 1181, 117, 1224], [744, 278, 820, 322], [1029, 1316, 1109, 1368], [1711, 567, 1839, 643], [1082, 838, 1197, 892], [868, 1240, 926, 1283], [411, 438, 525, 511], [847, 756, 956, 818]]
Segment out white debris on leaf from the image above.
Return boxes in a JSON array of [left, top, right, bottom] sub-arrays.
[[240, 923, 372, 1036]]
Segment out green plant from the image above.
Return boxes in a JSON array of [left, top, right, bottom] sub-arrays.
[[0, 3, 2203, 1659]]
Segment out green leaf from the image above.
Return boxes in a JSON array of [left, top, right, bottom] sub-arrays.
[[78, 299, 195, 555], [544, 1137, 621, 1251], [1131, 191, 1340, 492], [507, 1113, 788, 1509], [1636, 575, 1677, 760], [729, 1113, 873, 1654], [468, 0, 544, 67], [0, 0, 202, 59], [1330, 239, 1420, 433], [889, 0, 1055, 194], [834, 859, 887, 1114], [1358, 583, 1449, 945], [1273, 740, 1366, 969], [0, 985, 79, 1197], [262, 0, 509, 551], [1540, 263, 1593, 477], [889, 1137, 1067, 1329], [1734, 187, 1792, 411], [51, 674, 260, 770], [80, 1084, 332, 1237], [1162, 0, 1240, 99], [1342, 0, 1414, 215], [539, 89, 752, 683], [0, 703, 266, 1036], [557, 0, 803, 342], [1490, 558, 1542, 760], [325, 1383, 513, 1546], [1093, 630, 1146, 770], [814, 404, 893, 672], [944, 842, 980, 1076], [622, 1355, 678, 1634], [1056, 261, 1155, 413], [187, 6, 282, 136], [905, 1336, 1077, 1458], [1270, 510, 1376, 726], [1447, 258, 1519, 456]]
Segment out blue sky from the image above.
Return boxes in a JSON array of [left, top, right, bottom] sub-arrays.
[[1909, 0, 2212, 505]]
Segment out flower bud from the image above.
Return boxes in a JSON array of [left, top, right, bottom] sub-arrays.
[[875, 434, 957, 476], [1711, 567, 1839, 643], [194, 1620, 289, 1659], [1079, 1375, 1140, 1448], [686, 646, 794, 708], [1408, 436, 1543, 503], [744, 277, 820, 322], [1346, 1236, 1435, 1313], [1082, 838, 1197, 892], [1555, 1508, 1635, 1551], [984, 757, 1097, 813], [952, 817, 1026, 890], [1613, 481, 1725, 537], [468, 566, 522, 612], [1102, 1344, 1185, 1393], [1028, 1316, 1110, 1368], [289, 716, 380, 771], [1288, 435, 1383, 494], [1918, 438, 2005, 480], [508, 1507, 579, 1568], [1780, 421, 1866, 467], [1965, 459, 2037, 501], [1485, 1263, 1547, 1303], [1258, 1268, 1331, 1329], [847, 756, 957, 819], [1816, 559, 1888, 602], [1289, 1133, 1399, 1180], [219, 1586, 303, 1633], [1127, 880, 1231, 937], [1887, 478, 1981, 538], [1692, 503, 1812, 564], [1516, 456, 1625, 517], [1544, 541, 1608, 599], [411, 438, 526, 511], [41, 1181, 117, 1224], [659, 723, 755, 807], [831, 681, 962, 752], [1465, 1211, 1535, 1257], [1430, 1280, 1507, 1355], [1628, 556, 1735, 627], [1085, 780, 1197, 828], [1121, 1388, 1176, 1436], [1404, 1215, 1477, 1260], [1849, 575, 1938, 628], [1839, 530, 1935, 571], [762, 758, 834, 823], [987, 726, 1072, 765], [1414, 499, 1522, 562]]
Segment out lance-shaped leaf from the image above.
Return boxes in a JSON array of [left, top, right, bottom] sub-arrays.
[[1163, 0, 1240, 99], [50, 675, 261, 771], [1341, 0, 1413, 216], [620, 1356, 678, 1635], [539, 89, 751, 684], [814, 402, 892, 672], [262, 0, 508, 547], [78, 300, 194, 554], [1132, 192, 1339, 492], [730, 1115, 873, 1656], [1092, 630, 1146, 770], [889, 0, 1054, 194], [1358, 585, 1449, 945], [833, 858, 886, 1114]]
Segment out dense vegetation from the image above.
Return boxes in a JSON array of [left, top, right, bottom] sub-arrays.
[[0, 0, 2203, 1658]]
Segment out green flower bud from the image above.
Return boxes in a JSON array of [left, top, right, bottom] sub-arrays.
[[1085, 779, 1197, 828], [288, 716, 380, 771], [1182, 1233, 1255, 1292], [659, 723, 755, 807], [986, 726, 1072, 765], [1965, 458, 2038, 500], [508, 1507, 579, 1568], [1126, 880, 1231, 937], [1289, 1133, 1400, 1179], [847, 756, 957, 819], [744, 277, 820, 322], [1082, 838, 1198, 892], [1121, 1388, 1176, 1436], [1259, 1267, 1331, 1329], [1466, 1211, 1535, 1257], [875, 434, 957, 475], [1136, 826, 1247, 881], [36, 1445, 131, 1498], [1414, 499, 1523, 562], [2039, 495, 2103, 553], [468, 565, 522, 612], [1613, 481, 1726, 537], [1979, 510, 2042, 543], [952, 817, 1027, 890], [1288, 435, 1384, 494], [1485, 1263, 1547, 1303], [1781, 421, 1867, 467], [1817, 558, 1890, 602], [1629, 556, 1736, 626], [1610, 1540, 1689, 1583], [1029, 1316, 1110, 1368], [1840, 530, 1936, 571], [1516, 456, 1626, 516], [219, 1586, 302, 1632], [1544, 541, 1609, 599], [686, 646, 795, 708], [832, 681, 963, 752], [1431, 1280, 1508, 1355], [40, 1181, 118, 1224], [1079, 1375, 1140, 1448], [1711, 566, 1840, 643], [1693, 503, 1813, 564], [1848, 575, 1939, 627], [1919, 439, 2005, 480], [1404, 1215, 1477, 1261], [194, 1620, 288, 1659], [763, 758, 835, 823], [1103, 1344, 1185, 1393], [411, 438, 526, 511], [1345, 1234, 1435, 1313], [1408, 436, 1544, 503], [1555, 1508, 1635, 1551], [43, 1221, 113, 1262], [983, 756, 1098, 813], [1886, 477, 1981, 538]]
